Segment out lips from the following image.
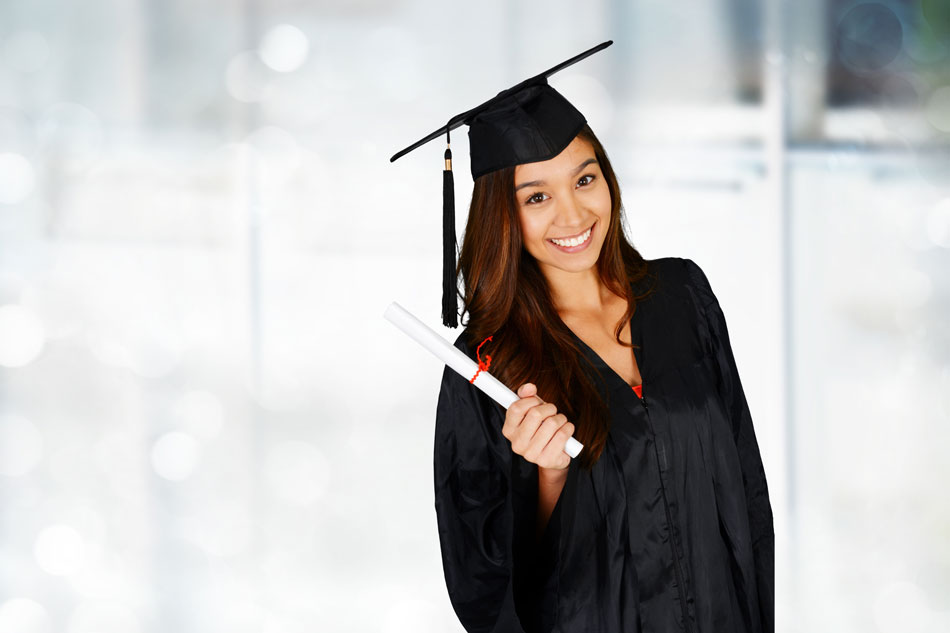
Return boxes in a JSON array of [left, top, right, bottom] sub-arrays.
[[551, 224, 593, 242], [547, 221, 596, 253]]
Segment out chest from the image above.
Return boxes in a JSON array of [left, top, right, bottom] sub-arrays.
[[565, 314, 642, 389]]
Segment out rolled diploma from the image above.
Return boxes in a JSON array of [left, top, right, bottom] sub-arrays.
[[383, 301, 583, 458]]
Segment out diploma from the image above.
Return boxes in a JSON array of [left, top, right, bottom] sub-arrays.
[[384, 301, 583, 458]]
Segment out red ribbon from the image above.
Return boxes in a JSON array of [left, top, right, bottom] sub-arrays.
[[470, 336, 493, 383]]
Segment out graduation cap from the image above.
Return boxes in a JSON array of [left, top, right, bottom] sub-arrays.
[[390, 40, 613, 328]]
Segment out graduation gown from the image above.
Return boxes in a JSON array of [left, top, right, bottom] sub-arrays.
[[433, 256, 775, 633]]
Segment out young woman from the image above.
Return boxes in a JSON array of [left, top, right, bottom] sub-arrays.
[[393, 42, 774, 633]]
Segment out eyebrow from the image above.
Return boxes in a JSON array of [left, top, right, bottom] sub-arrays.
[[514, 157, 598, 192]]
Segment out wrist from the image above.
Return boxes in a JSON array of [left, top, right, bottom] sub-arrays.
[[538, 464, 569, 483]]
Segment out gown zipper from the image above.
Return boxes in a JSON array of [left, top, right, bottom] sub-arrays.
[[639, 392, 693, 633]]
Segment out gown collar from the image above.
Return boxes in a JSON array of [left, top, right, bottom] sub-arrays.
[[566, 312, 646, 397], [563, 271, 656, 398]]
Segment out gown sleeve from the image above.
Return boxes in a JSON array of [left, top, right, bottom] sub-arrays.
[[683, 258, 776, 633], [433, 333, 558, 633]]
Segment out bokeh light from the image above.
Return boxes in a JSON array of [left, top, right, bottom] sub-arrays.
[[1, 30, 50, 73], [0, 272, 27, 304], [925, 197, 950, 248], [872, 580, 935, 632], [226, 51, 271, 103], [244, 125, 301, 191], [264, 440, 329, 506], [0, 152, 35, 204], [0, 106, 34, 158], [0, 412, 43, 477], [83, 327, 132, 368], [150, 431, 200, 481], [126, 330, 183, 378], [0, 304, 45, 367], [0, 598, 52, 633], [922, 0, 950, 39], [924, 86, 950, 132], [179, 499, 251, 557], [22, 285, 85, 340], [36, 102, 103, 170], [259, 25, 309, 73], [835, 3, 903, 72], [171, 390, 225, 440], [380, 596, 443, 633], [34, 524, 86, 576], [367, 25, 422, 103], [67, 600, 141, 633]]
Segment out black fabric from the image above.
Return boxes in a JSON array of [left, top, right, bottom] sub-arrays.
[[442, 146, 458, 328], [467, 82, 587, 180], [389, 40, 611, 170], [432, 257, 775, 632]]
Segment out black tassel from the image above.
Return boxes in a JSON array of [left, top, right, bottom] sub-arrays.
[[442, 130, 458, 328]]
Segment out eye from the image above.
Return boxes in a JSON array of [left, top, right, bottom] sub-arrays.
[[525, 192, 548, 205], [524, 174, 596, 205]]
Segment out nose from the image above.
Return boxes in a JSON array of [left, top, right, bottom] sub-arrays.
[[555, 188, 587, 228]]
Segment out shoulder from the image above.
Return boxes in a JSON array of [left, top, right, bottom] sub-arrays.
[[450, 328, 479, 362], [641, 256, 717, 308], [438, 329, 510, 461], [442, 328, 497, 414], [442, 329, 478, 393]]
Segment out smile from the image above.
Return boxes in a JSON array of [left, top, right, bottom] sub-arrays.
[[548, 222, 595, 251]]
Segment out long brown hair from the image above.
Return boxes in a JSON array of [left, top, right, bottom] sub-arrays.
[[455, 123, 656, 471]]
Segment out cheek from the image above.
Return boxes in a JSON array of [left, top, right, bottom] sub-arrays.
[[516, 210, 527, 236], [596, 195, 612, 222], [517, 211, 538, 242], [597, 184, 612, 210]]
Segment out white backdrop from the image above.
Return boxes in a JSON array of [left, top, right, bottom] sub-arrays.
[[1, 1, 948, 631]]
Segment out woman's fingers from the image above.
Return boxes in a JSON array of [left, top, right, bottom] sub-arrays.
[[503, 384, 543, 435], [502, 390, 542, 440], [522, 413, 566, 462], [511, 402, 556, 452], [502, 383, 573, 470], [537, 420, 575, 469]]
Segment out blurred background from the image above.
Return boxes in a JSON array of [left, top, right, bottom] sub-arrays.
[[1, 0, 948, 631]]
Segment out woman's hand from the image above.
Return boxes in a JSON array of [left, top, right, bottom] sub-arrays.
[[502, 383, 574, 471]]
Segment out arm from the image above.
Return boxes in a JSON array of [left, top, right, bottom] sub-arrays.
[[684, 258, 775, 633], [434, 334, 555, 633], [536, 465, 568, 540]]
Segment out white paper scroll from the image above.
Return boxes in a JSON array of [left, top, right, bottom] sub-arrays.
[[383, 301, 583, 459]]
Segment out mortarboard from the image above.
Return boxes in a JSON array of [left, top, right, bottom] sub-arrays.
[[390, 40, 613, 328]]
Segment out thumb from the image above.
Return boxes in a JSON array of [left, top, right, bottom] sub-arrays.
[[518, 382, 537, 397]]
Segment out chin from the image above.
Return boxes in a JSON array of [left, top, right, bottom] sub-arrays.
[[544, 249, 603, 272]]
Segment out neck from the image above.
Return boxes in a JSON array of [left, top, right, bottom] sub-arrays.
[[543, 265, 614, 316]]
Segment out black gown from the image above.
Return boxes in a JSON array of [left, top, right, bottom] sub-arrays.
[[433, 257, 775, 633]]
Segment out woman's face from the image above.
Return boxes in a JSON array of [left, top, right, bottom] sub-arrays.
[[514, 135, 612, 278]]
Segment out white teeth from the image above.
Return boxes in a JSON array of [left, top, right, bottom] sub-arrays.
[[549, 226, 592, 247]]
